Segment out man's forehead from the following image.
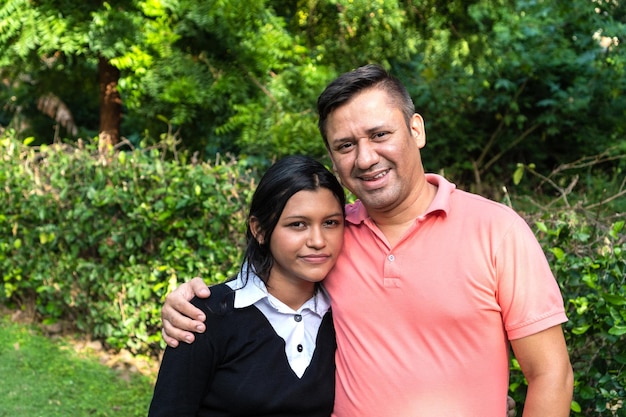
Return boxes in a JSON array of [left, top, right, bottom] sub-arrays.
[[327, 98, 399, 133]]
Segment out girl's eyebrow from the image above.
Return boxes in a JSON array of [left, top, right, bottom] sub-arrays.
[[282, 212, 343, 220]]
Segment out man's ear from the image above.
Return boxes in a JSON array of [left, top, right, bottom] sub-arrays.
[[249, 217, 265, 244], [410, 113, 426, 149]]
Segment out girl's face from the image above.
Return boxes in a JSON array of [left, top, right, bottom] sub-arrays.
[[265, 188, 344, 290]]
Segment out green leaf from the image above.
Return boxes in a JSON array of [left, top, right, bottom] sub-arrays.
[[608, 325, 626, 336], [571, 324, 591, 335], [513, 164, 524, 185], [614, 352, 626, 364], [609, 221, 624, 239], [603, 293, 626, 306], [550, 247, 565, 260], [535, 222, 548, 233]]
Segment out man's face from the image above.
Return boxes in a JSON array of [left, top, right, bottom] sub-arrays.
[[325, 88, 426, 214]]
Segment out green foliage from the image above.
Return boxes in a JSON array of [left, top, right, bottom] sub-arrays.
[[1, 0, 624, 187], [402, 0, 626, 189], [191, 0, 421, 159], [507, 211, 626, 416], [506, 150, 626, 415], [0, 131, 257, 355], [510, 142, 626, 216]]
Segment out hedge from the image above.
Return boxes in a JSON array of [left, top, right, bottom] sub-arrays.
[[1, 132, 255, 353]]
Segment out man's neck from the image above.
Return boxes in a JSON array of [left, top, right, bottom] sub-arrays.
[[368, 181, 438, 247]]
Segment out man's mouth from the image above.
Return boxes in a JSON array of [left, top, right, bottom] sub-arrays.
[[359, 169, 389, 181]]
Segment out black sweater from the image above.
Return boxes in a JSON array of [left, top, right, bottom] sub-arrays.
[[148, 283, 336, 417]]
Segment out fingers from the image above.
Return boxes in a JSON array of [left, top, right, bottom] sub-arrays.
[[162, 317, 196, 346], [164, 279, 208, 322], [190, 277, 211, 298], [162, 296, 206, 329], [507, 395, 517, 417], [161, 299, 205, 344], [161, 279, 211, 346], [162, 327, 181, 348]]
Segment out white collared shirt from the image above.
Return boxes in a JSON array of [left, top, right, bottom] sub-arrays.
[[226, 270, 331, 378]]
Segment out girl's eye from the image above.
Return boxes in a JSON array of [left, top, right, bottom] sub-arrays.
[[289, 221, 306, 229], [324, 219, 342, 227]]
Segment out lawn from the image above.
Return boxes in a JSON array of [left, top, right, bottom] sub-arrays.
[[0, 314, 157, 417]]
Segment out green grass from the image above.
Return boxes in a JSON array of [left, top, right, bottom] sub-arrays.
[[0, 316, 156, 417]]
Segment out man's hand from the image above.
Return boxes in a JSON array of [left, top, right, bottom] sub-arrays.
[[507, 395, 516, 417], [161, 277, 211, 347]]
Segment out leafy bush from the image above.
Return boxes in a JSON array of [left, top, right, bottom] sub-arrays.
[[547, 215, 624, 416], [0, 131, 257, 355], [508, 207, 625, 415]]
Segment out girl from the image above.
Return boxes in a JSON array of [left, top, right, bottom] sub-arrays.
[[148, 155, 345, 417]]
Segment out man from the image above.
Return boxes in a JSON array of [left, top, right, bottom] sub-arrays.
[[161, 64, 573, 416]]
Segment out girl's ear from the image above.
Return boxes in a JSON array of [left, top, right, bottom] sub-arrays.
[[249, 217, 265, 245]]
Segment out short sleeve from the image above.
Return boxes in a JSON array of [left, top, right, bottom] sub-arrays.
[[495, 216, 568, 340]]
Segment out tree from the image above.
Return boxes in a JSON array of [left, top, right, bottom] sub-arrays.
[[1, 0, 623, 183], [395, 0, 626, 191], [0, 0, 178, 149], [159, 0, 421, 159]]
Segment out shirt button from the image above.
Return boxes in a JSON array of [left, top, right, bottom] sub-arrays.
[[294, 314, 302, 322], [388, 254, 395, 261], [297, 344, 303, 352]]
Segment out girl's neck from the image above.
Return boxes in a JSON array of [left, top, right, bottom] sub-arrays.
[[266, 280, 316, 310]]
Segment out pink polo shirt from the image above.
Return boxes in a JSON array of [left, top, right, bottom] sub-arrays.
[[324, 174, 567, 417]]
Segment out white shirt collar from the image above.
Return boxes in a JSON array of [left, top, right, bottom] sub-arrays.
[[225, 266, 331, 317]]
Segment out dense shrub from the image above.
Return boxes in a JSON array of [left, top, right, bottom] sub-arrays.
[[0, 132, 257, 354], [549, 214, 624, 416], [507, 209, 625, 416]]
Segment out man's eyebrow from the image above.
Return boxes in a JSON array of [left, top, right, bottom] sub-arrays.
[[329, 136, 352, 146], [364, 124, 387, 135], [330, 124, 388, 145]]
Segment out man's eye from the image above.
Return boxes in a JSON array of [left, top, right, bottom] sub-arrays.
[[337, 142, 353, 151]]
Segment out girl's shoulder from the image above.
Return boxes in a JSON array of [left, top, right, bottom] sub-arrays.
[[191, 283, 236, 316]]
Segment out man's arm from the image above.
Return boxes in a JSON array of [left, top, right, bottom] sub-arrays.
[[161, 277, 211, 347], [510, 325, 573, 417]]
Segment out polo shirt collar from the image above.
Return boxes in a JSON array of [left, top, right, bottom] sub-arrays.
[[344, 173, 456, 225], [226, 266, 330, 317]]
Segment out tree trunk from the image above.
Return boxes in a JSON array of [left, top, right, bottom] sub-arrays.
[[98, 56, 122, 151]]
